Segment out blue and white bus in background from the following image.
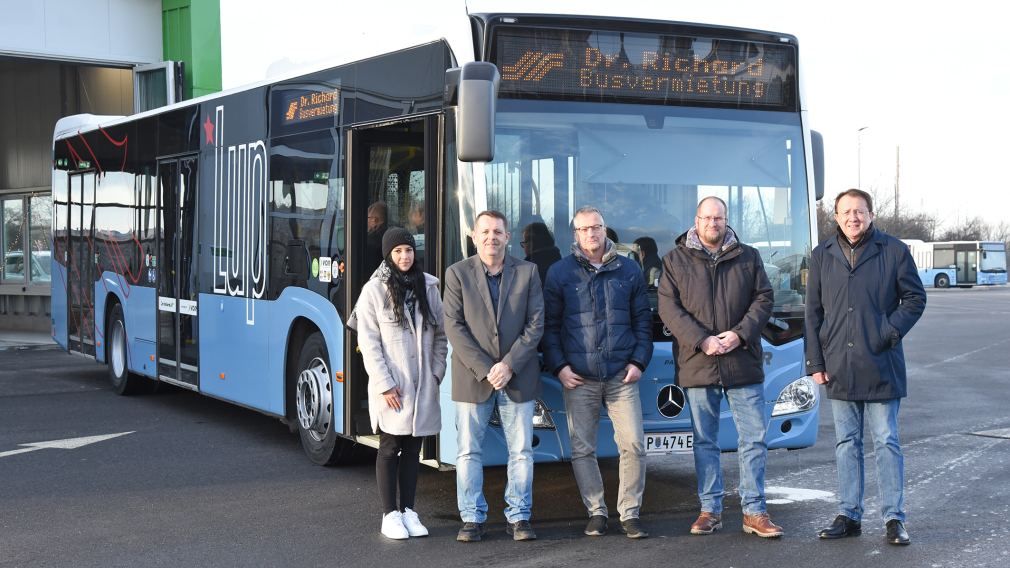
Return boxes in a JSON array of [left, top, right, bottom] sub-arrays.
[[51, 6, 823, 468], [902, 240, 958, 289], [905, 240, 1007, 288]]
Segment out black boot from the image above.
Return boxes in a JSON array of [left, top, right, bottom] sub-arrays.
[[818, 515, 861, 539], [885, 519, 910, 545]]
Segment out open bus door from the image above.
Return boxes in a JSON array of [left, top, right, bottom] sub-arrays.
[[156, 155, 200, 390], [344, 115, 439, 461]]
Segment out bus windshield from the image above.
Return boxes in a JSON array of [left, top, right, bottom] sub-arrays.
[[468, 99, 811, 330], [980, 244, 1007, 273]]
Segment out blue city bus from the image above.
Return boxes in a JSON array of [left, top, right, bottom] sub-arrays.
[[921, 239, 1005, 287], [903, 239, 956, 288], [905, 240, 1007, 288], [51, 10, 823, 467]]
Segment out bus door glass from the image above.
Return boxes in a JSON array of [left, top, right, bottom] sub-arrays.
[[156, 156, 200, 389], [955, 247, 976, 285], [67, 172, 97, 356], [966, 250, 977, 284], [346, 117, 434, 441]]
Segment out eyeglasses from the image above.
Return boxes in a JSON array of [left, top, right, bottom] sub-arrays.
[[696, 216, 726, 224], [835, 209, 870, 218], [574, 224, 604, 234]]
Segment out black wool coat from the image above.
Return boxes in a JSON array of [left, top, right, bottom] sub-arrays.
[[804, 228, 926, 400]]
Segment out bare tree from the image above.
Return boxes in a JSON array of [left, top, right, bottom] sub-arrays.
[[988, 220, 1009, 243], [874, 208, 940, 241], [814, 200, 835, 245], [813, 189, 999, 251], [939, 216, 988, 241]]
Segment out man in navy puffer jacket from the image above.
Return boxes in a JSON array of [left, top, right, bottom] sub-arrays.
[[542, 206, 653, 539]]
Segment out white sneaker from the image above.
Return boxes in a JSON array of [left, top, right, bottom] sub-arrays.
[[381, 511, 409, 540], [401, 508, 429, 537]]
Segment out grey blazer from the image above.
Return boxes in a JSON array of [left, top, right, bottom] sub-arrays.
[[443, 254, 545, 403]]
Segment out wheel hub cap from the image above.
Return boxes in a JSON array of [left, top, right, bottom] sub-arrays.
[[296, 357, 332, 441], [110, 320, 126, 378]]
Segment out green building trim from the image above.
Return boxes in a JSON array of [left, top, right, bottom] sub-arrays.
[[163, 0, 222, 99]]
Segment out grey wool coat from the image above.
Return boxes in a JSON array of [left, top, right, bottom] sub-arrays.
[[443, 254, 544, 404], [348, 271, 448, 436]]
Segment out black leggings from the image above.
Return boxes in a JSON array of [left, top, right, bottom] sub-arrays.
[[376, 431, 423, 514]]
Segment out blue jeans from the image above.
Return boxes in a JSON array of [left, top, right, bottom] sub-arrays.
[[563, 377, 646, 521], [831, 398, 905, 523], [686, 383, 768, 516], [455, 390, 534, 523]]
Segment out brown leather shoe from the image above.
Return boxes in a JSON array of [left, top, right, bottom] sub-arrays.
[[742, 513, 784, 538], [690, 512, 722, 535]]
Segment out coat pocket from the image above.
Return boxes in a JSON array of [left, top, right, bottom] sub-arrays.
[[870, 315, 892, 354], [378, 313, 408, 343]]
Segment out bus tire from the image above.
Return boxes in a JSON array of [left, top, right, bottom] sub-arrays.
[[294, 332, 356, 465], [107, 303, 147, 395], [934, 274, 950, 288]]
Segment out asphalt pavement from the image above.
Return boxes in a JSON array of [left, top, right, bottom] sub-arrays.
[[1, 286, 1008, 567]]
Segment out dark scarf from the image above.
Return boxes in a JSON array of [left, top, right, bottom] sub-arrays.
[[835, 224, 875, 268]]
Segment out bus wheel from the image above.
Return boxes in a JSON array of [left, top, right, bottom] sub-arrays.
[[295, 332, 355, 465], [107, 304, 146, 395], [934, 274, 950, 288]]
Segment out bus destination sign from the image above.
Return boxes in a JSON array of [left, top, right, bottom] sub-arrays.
[[493, 27, 796, 110], [280, 88, 341, 124]]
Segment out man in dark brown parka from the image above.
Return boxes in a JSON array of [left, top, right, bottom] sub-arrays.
[[658, 196, 780, 538]]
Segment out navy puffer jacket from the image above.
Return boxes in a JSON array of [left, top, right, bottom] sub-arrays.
[[542, 241, 653, 380]]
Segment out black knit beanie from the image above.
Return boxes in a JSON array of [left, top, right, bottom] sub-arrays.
[[381, 227, 416, 258]]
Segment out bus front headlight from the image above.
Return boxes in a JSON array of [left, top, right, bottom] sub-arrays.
[[771, 376, 817, 417], [489, 399, 556, 430]]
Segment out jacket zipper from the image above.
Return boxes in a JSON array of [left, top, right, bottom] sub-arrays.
[[709, 254, 723, 386]]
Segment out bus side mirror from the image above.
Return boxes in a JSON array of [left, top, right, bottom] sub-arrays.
[[810, 130, 825, 201], [456, 62, 499, 163]]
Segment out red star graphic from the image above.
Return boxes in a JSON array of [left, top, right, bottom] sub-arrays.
[[203, 115, 215, 145]]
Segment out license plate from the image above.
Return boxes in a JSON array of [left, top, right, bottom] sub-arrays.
[[644, 432, 693, 454]]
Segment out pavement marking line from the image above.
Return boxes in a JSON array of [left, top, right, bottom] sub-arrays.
[[969, 428, 1010, 439], [921, 336, 1010, 369], [905, 436, 1003, 492], [764, 486, 835, 505], [764, 419, 1008, 517], [0, 431, 134, 458]]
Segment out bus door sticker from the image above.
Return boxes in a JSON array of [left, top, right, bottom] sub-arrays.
[[208, 105, 268, 325], [179, 299, 198, 316], [158, 297, 177, 313], [318, 257, 331, 282]]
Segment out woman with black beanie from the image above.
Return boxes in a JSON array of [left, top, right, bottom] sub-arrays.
[[348, 227, 448, 539]]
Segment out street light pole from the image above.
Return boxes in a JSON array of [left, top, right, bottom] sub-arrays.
[[857, 126, 870, 189]]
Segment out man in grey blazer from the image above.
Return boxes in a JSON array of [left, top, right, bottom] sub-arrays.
[[443, 210, 545, 543]]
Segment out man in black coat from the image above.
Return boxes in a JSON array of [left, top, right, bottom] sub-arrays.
[[520, 221, 561, 285], [364, 201, 388, 275], [805, 188, 926, 546]]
